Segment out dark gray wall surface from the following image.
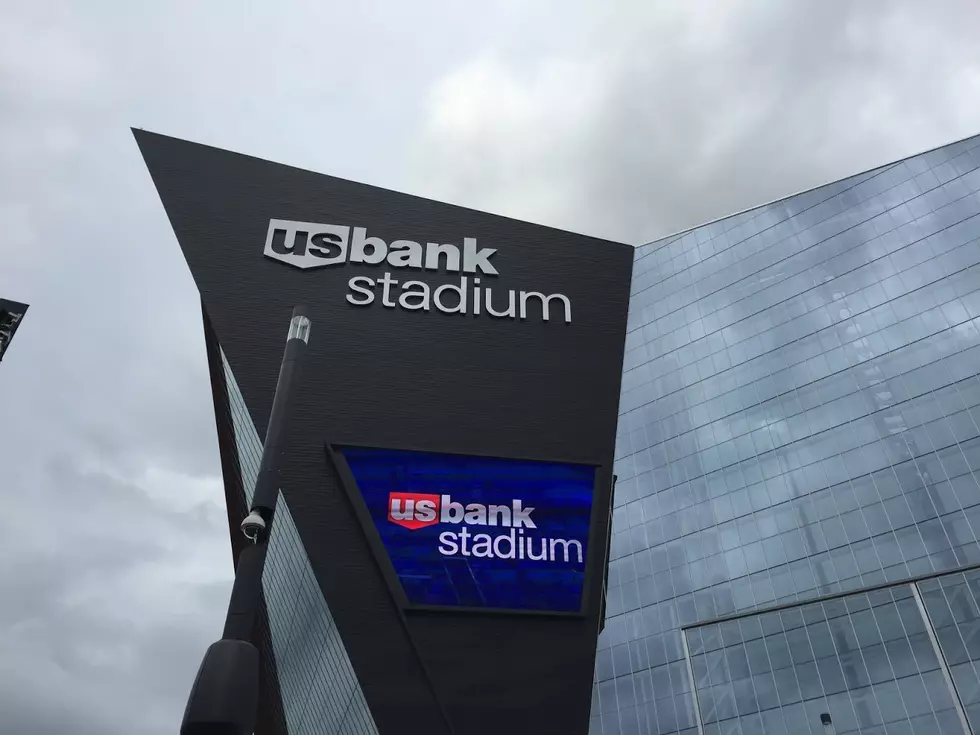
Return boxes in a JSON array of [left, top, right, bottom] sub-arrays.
[[134, 129, 634, 735], [0, 298, 29, 313], [0, 298, 30, 362]]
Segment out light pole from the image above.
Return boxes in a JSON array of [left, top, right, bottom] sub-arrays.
[[181, 306, 311, 735]]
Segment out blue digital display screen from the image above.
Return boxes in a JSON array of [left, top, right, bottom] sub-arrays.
[[340, 447, 595, 613]]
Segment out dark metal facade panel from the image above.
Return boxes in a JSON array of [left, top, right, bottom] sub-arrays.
[[135, 129, 634, 735], [0, 298, 29, 362]]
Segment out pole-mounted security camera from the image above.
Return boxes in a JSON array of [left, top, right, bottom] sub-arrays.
[[181, 306, 309, 735], [240, 511, 267, 542]]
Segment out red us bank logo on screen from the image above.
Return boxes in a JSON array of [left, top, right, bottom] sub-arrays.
[[387, 492, 442, 530], [386, 491, 583, 563]]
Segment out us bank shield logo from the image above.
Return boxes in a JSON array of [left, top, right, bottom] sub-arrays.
[[263, 219, 350, 268], [387, 492, 441, 530]]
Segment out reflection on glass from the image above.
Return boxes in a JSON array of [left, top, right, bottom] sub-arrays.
[[920, 571, 980, 733], [687, 587, 962, 734], [596, 133, 980, 734]]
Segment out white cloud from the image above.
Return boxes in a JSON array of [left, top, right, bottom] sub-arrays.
[[416, 55, 605, 232]]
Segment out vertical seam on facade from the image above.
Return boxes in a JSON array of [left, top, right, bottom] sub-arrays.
[[680, 628, 705, 735], [911, 581, 974, 735]]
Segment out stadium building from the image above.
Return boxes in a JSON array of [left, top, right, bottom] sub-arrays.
[[136, 130, 632, 735], [139, 130, 980, 735]]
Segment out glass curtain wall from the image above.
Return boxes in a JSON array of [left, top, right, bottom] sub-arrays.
[[595, 133, 980, 735], [920, 572, 980, 732], [687, 576, 969, 735], [221, 351, 379, 735]]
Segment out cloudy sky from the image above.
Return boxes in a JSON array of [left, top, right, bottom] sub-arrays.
[[1, 1, 980, 732]]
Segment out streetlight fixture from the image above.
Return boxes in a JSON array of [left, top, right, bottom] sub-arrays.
[[181, 307, 311, 735]]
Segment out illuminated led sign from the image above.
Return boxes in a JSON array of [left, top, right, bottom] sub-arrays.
[[338, 447, 595, 613]]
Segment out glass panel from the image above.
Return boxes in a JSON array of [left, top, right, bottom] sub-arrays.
[[222, 352, 379, 735], [688, 587, 965, 735], [919, 570, 980, 733]]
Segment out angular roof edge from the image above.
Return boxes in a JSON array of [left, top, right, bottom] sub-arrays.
[[0, 298, 29, 317], [638, 129, 980, 252], [131, 127, 634, 254]]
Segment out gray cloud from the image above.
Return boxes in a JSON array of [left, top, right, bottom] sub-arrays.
[[1, 1, 979, 733], [0, 453, 229, 735], [412, 0, 980, 244]]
